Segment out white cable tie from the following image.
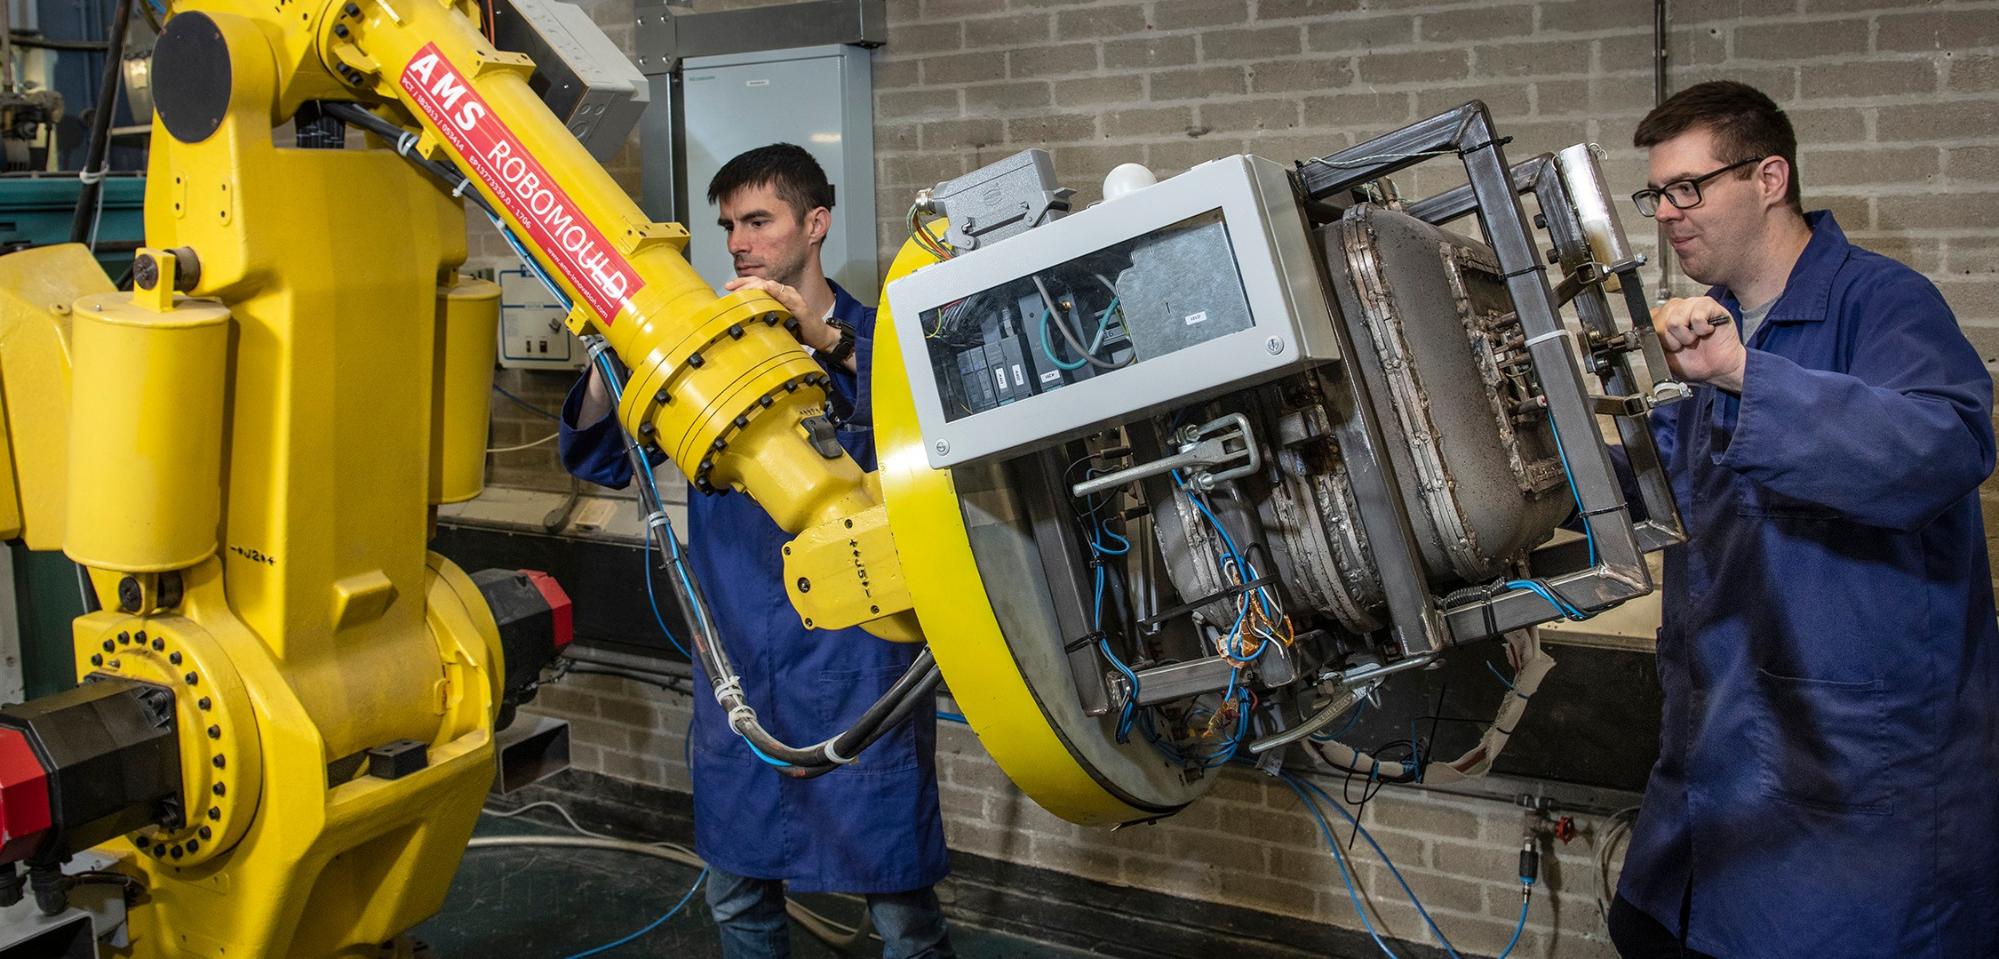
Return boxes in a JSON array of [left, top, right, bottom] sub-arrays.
[[396, 131, 418, 157], [1524, 327, 1571, 349], [451, 178, 472, 198], [726, 703, 757, 730], [821, 739, 855, 765], [76, 166, 106, 185], [712, 677, 744, 707], [585, 337, 615, 364], [645, 510, 671, 536]]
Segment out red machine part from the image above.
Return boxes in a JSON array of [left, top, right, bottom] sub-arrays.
[[0, 727, 51, 864], [523, 569, 573, 650]]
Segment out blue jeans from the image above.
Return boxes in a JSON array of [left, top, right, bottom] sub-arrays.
[[704, 867, 956, 959]]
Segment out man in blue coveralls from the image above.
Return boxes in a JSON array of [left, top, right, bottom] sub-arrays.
[[1609, 81, 1999, 957], [559, 144, 955, 959]]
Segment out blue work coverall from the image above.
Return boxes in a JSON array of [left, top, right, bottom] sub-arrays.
[[1618, 212, 1999, 956], [559, 280, 950, 894]]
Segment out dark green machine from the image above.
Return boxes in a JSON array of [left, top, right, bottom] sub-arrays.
[[1, 172, 146, 698], [0, 173, 146, 272]]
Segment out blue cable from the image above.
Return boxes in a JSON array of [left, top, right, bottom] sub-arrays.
[[1099, 638, 1141, 743], [640, 531, 691, 660], [1496, 895, 1530, 959], [594, 350, 769, 766], [1543, 408, 1597, 567], [1037, 307, 1087, 372], [562, 866, 708, 959], [1035, 297, 1120, 371], [1486, 660, 1516, 690], [1504, 579, 1586, 620], [493, 211, 573, 312], [936, 711, 968, 725], [1277, 772, 1531, 959], [1275, 773, 1404, 959], [743, 738, 793, 769], [1172, 471, 1275, 620], [1296, 778, 1468, 959]]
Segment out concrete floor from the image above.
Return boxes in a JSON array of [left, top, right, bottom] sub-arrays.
[[411, 812, 1099, 959]]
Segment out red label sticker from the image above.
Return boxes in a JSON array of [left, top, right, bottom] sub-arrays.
[[399, 43, 641, 325]]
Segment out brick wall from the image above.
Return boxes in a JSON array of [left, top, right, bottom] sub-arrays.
[[480, 0, 1999, 496], [529, 671, 1626, 958], [487, 1, 1998, 956]]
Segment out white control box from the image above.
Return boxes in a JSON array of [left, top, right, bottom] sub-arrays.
[[497, 267, 586, 371]]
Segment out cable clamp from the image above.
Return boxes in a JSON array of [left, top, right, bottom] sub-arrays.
[[1458, 134, 1513, 156], [821, 739, 855, 765], [1066, 630, 1107, 653], [395, 131, 418, 157]]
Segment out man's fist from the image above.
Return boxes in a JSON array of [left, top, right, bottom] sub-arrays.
[[1652, 295, 1748, 393]]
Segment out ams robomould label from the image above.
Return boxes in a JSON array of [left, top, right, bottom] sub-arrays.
[[400, 44, 642, 325]]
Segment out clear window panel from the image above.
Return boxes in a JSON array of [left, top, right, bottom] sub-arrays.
[[918, 209, 1254, 422]]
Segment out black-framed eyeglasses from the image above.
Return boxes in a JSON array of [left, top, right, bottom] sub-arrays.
[[1631, 157, 1763, 217]]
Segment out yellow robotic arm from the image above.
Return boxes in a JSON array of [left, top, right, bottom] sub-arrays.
[[315, 0, 920, 642]]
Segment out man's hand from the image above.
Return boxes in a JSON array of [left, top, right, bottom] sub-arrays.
[[725, 276, 832, 352], [1652, 295, 1748, 393]]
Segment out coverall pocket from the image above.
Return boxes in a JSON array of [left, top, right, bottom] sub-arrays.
[[1754, 668, 1892, 815], [1735, 487, 1839, 521], [818, 664, 920, 773]]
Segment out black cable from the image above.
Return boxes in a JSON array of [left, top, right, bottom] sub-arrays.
[[8, 35, 108, 51], [558, 663, 694, 697], [321, 102, 501, 220], [67, 0, 136, 244], [826, 650, 937, 754], [73, 562, 99, 613], [491, 384, 561, 422], [790, 665, 943, 781]]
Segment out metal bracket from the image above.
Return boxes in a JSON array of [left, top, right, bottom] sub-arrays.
[[1070, 413, 1259, 500], [1590, 393, 1650, 417], [1551, 260, 1607, 307]]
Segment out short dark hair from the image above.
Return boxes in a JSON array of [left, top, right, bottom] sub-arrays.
[[1634, 80, 1802, 215], [706, 143, 835, 220]]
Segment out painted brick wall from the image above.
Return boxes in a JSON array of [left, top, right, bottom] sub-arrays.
[[484, 1, 1998, 956]]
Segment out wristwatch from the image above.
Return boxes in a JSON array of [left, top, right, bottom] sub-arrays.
[[821, 315, 857, 364]]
